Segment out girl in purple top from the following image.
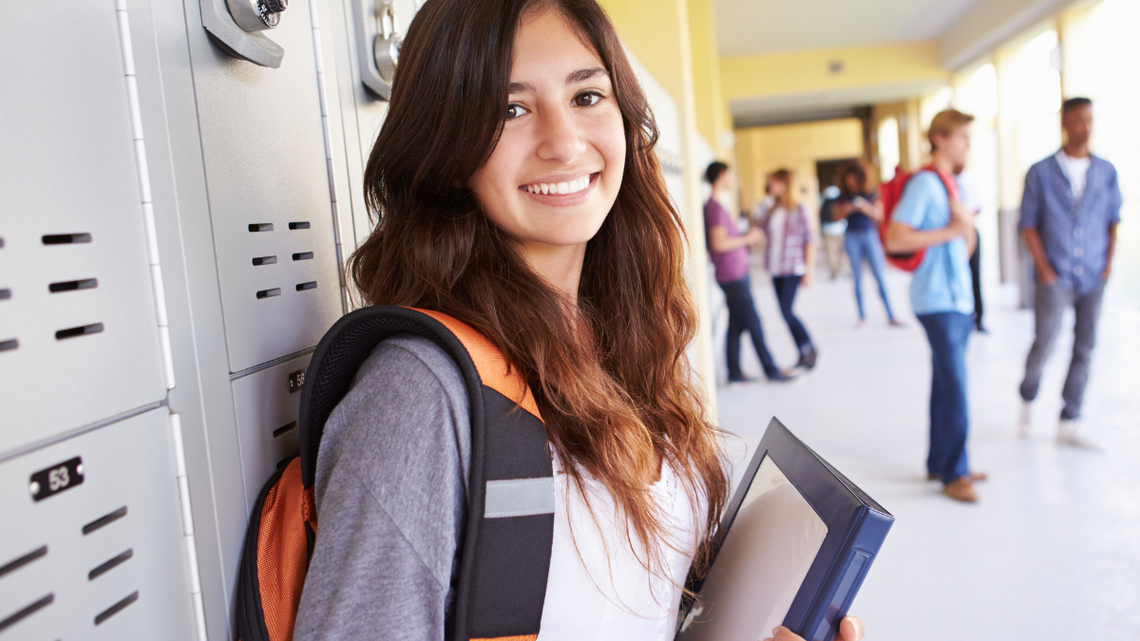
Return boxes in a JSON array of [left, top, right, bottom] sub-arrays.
[[753, 169, 818, 370], [704, 162, 796, 384]]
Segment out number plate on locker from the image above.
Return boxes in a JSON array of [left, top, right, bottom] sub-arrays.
[[30, 457, 84, 502]]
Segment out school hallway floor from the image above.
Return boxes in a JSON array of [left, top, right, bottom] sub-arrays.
[[709, 264, 1140, 641]]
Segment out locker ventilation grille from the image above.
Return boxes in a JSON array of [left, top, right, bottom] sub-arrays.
[[273, 421, 298, 438], [55, 323, 104, 340], [0, 339, 17, 352], [0, 593, 54, 632], [83, 506, 128, 535], [0, 289, 10, 299], [248, 223, 274, 233], [42, 233, 92, 245], [253, 256, 278, 266], [89, 549, 134, 581], [0, 546, 48, 579], [49, 278, 98, 293], [293, 252, 314, 261], [94, 591, 138, 625], [257, 288, 282, 300], [296, 281, 318, 292], [288, 221, 311, 230]]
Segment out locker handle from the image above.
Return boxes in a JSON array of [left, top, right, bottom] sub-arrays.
[[354, 0, 402, 100], [201, 0, 285, 68]]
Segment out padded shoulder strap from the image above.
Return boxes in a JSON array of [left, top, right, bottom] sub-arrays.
[[297, 305, 553, 641]]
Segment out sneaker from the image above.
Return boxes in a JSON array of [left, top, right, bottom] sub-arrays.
[[1018, 400, 1032, 437], [795, 348, 819, 372], [726, 375, 762, 389], [927, 471, 988, 482], [1057, 418, 1102, 450], [766, 370, 801, 384], [943, 477, 978, 503]]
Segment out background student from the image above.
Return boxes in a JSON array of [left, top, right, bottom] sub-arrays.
[[833, 163, 902, 327], [885, 109, 984, 503], [754, 169, 819, 371], [1018, 97, 1122, 448], [705, 162, 796, 384]]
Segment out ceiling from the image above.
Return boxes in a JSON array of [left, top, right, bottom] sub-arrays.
[[714, 0, 985, 58]]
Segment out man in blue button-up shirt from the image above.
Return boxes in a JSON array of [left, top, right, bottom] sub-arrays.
[[1018, 97, 1122, 448]]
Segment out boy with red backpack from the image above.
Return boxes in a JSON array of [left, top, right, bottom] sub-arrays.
[[883, 109, 983, 503]]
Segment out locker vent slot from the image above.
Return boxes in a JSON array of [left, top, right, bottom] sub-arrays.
[[0, 339, 17, 352], [296, 281, 318, 292], [89, 549, 133, 581], [248, 223, 274, 233], [83, 506, 128, 535], [273, 421, 298, 438], [0, 546, 47, 579], [256, 288, 282, 300], [48, 278, 98, 293], [292, 252, 314, 261], [94, 591, 138, 625], [0, 593, 53, 633], [252, 255, 278, 266], [42, 233, 92, 245], [55, 323, 104, 340], [0, 289, 10, 300], [0, 237, 4, 248], [288, 221, 311, 230]]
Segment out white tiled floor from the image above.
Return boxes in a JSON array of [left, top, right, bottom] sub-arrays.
[[710, 265, 1140, 641]]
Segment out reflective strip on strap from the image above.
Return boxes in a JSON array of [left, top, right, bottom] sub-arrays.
[[484, 478, 555, 519]]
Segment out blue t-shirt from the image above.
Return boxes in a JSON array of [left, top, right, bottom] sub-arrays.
[[891, 172, 974, 316]]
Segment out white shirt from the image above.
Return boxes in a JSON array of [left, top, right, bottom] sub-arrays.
[[537, 452, 700, 641], [1056, 150, 1092, 200]]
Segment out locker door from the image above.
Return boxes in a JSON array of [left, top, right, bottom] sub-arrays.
[[185, 0, 344, 374], [0, 2, 168, 454], [0, 409, 195, 640], [316, 0, 424, 261]]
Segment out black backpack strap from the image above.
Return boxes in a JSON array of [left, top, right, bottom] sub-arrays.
[[298, 305, 553, 641]]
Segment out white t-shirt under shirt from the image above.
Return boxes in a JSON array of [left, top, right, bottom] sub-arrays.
[[1056, 150, 1092, 200], [539, 452, 700, 641]]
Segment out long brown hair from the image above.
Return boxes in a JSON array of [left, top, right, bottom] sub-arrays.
[[349, 0, 727, 574], [770, 168, 798, 210]]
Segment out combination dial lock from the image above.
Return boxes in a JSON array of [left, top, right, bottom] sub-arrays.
[[228, 0, 288, 32]]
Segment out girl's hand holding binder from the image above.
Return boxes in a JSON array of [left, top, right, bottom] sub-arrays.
[[762, 615, 864, 641]]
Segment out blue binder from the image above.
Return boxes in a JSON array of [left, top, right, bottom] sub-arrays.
[[679, 417, 894, 641]]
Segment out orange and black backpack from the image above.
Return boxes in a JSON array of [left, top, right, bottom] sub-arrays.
[[236, 306, 555, 641]]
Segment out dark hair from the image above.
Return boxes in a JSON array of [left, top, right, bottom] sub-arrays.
[[838, 163, 867, 199], [705, 161, 728, 185], [1063, 97, 1092, 116], [350, 0, 727, 578]]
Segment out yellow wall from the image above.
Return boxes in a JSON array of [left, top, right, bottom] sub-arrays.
[[720, 41, 949, 103], [686, 0, 729, 156], [735, 118, 864, 219], [598, 0, 687, 104]]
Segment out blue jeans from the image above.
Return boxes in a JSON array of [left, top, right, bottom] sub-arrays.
[[917, 312, 972, 484], [771, 275, 813, 353], [844, 229, 895, 321], [719, 275, 779, 379]]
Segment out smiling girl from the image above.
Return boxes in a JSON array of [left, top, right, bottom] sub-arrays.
[[292, 1, 863, 640]]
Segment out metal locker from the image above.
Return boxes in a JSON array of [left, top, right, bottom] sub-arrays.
[[184, 0, 344, 373], [0, 409, 196, 640], [230, 354, 311, 513], [0, 2, 168, 455], [315, 0, 424, 263]]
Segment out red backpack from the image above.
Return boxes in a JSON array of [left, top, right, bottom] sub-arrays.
[[877, 165, 959, 272]]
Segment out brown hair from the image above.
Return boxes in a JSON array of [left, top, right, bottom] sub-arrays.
[[349, 0, 727, 575], [838, 163, 868, 199], [928, 109, 975, 151], [769, 168, 798, 210]]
